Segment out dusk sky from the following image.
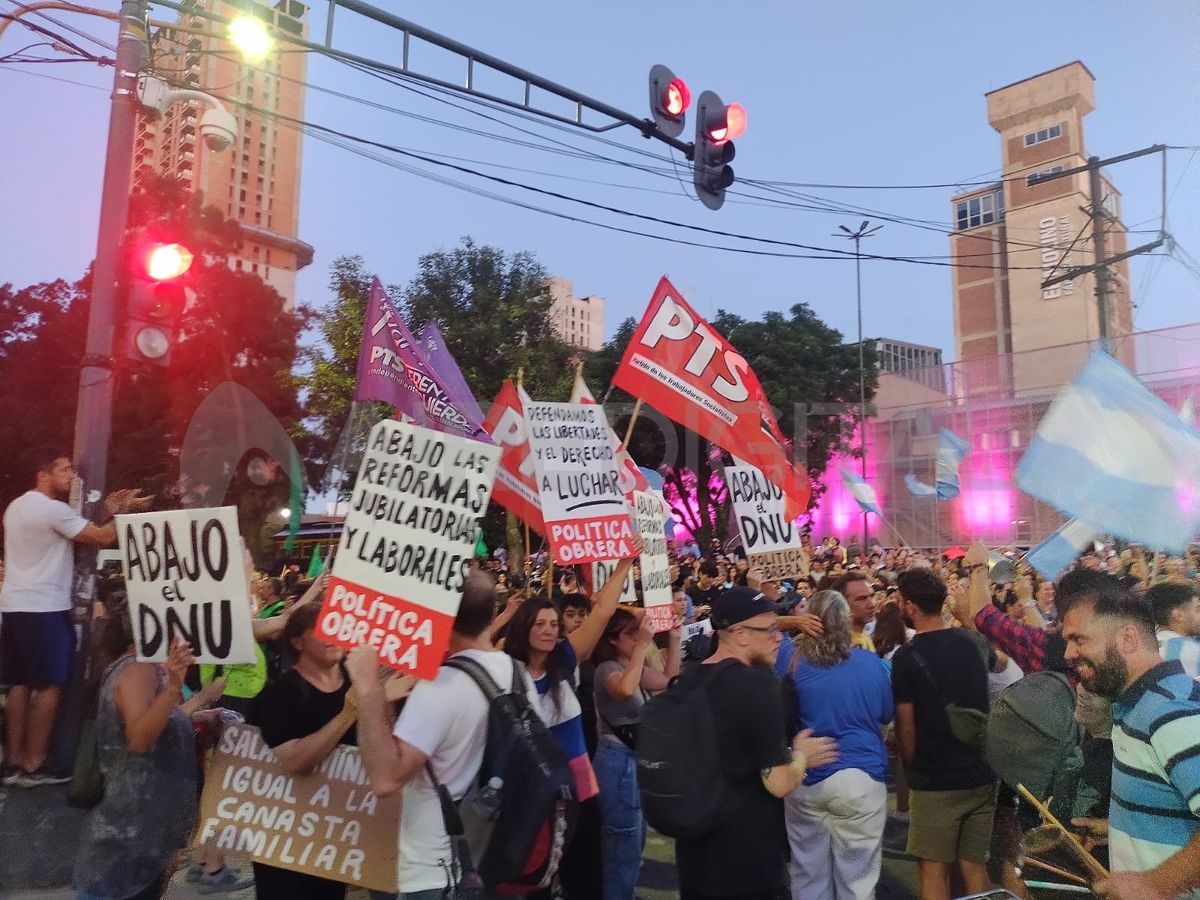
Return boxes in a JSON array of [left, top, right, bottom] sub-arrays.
[[2, 1, 1198, 361]]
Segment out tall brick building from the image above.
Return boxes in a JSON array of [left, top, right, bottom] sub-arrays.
[[133, 0, 313, 309], [950, 62, 1133, 392]]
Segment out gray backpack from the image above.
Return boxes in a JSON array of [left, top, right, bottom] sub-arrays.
[[986, 671, 1084, 814]]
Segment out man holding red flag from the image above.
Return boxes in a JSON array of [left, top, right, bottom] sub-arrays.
[[612, 277, 810, 519]]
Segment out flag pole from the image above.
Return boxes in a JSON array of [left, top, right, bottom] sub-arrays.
[[878, 515, 913, 550], [620, 399, 644, 452]]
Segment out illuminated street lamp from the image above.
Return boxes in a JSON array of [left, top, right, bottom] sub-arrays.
[[228, 15, 272, 63]]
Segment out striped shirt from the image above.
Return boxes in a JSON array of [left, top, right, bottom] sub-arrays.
[[1109, 659, 1200, 878], [1159, 630, 1200, 679]]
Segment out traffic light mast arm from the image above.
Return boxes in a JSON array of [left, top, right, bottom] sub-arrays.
[[151, 0, 696, 157]]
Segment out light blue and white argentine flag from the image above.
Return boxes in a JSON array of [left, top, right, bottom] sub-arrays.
[[934, 429, 970, 500], [1016, 350, 1200, 553], [904, 472, 938, 498], [905, 429, 970, 500], [840, 467, 882, 516], [1026, 518, 1101, 581]]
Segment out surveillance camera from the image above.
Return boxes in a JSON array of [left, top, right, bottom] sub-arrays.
[[199, 106, 238, 152]]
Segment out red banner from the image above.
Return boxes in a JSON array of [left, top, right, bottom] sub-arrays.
[[612, 277, 810, 520], [482, 379, 544, 534]]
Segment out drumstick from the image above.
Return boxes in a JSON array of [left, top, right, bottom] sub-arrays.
[[1016, 784, 1109, 880], [1023, 856, 1089, 886]]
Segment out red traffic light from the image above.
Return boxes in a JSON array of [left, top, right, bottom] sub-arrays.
[[707, 102, 747, 143], [144, 243, 194, 281], [663, 78, 691, 118]]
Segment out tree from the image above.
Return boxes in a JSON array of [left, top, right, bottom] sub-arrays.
[[0, 176, 309, 559], [400, 237, 577, 402], [585, 304, 875, 547]]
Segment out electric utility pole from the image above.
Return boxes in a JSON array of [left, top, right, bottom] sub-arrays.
[[1034, 144, 1166, 352]]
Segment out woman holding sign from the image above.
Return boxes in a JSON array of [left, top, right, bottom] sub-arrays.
[[503, 552, 639, 900], [73, 582, 225, 900], [250, 603, 412, 900]]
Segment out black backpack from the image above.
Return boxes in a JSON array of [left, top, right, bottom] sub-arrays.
[[427, 655, 578, 895], [636, 659, 734, 840]]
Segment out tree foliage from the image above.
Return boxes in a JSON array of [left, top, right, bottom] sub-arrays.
[[399, 237, 577, 402], [585, 303, 875, 546]]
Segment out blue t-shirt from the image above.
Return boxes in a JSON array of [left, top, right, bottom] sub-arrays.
[[776, 640, 894, 785]]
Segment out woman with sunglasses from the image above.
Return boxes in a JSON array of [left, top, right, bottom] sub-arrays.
[[591, 607, 683, 900]]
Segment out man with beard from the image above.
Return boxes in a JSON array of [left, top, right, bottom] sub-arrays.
[[1065, 584, 1200, 900], [0, 452, 150, 786]]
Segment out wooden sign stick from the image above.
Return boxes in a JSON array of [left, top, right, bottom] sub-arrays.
[[1016, 784, 1109, 881]]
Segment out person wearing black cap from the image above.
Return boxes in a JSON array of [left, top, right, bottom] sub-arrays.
[[674, 587, 837, 900]]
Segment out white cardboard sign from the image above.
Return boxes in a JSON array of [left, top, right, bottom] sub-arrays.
[[524, 401, 635, 565], [319, 419, 500, 679], [117, 506, 256, 664]]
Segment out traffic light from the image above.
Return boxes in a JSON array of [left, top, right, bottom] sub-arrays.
[[123, 242, 193, 367], [693, 90, 747, 210], [648, 64, 690, 138]]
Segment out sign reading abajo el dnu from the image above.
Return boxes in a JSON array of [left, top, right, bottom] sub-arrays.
[[117, 506, 256, 664], [726, 463, 809, 582], [318, 418, 500, 678]]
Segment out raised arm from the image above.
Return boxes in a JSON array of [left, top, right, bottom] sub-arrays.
[[115, 641, 193, 753], [569, 545, 640, 661]]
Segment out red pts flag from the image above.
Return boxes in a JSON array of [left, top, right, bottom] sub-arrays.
[[483, 379, 544, 533], [612, 277, 810, 520]]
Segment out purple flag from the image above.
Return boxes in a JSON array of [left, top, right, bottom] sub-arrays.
[[354, 278, 491, 442], [418, 323, 485, 424]]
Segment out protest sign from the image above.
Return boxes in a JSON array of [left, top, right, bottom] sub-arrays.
[[570, 370, 649, 497], [523, 398, 636, 565], [590, 559, 637, 605], [196, 724, 400, 893], [683, 617, 713, 645], [725, 464, 808, 582], [612, 277, 810, 520], [748, 548, 810, 583], [635, 489, 675, 631], [319, 419, 500, 678], [117, 506, 255, 664]]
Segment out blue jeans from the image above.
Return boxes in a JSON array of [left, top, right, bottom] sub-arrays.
[[594, 738, 645, 900]]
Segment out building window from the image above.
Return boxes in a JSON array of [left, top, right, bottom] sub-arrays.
[[954, 190, 1002, 230], [1023, 123, 1063, 147], [1026, 165, 1065, 187]]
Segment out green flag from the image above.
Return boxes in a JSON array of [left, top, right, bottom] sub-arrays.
[[475, 528, 488, 559], [306, 543, 324, 578], [282, 449, 304, 552]]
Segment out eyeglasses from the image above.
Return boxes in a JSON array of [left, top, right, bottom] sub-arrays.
[[737, 623, 782, 636]]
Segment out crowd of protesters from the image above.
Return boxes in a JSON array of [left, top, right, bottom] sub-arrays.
[[2, 452, 1200, 899]]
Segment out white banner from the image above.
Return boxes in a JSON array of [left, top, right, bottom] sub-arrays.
[[524, 400, 635, 565], [726, 464, 802, 555], [117, 506, 256, 664], [320, 419, 500, 678], [635, 489, 674, 631], [590, 559, 637, 605]]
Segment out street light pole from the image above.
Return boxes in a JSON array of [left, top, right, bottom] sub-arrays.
[[54, 0, 150, 771], [835, 221, 882, 551]]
